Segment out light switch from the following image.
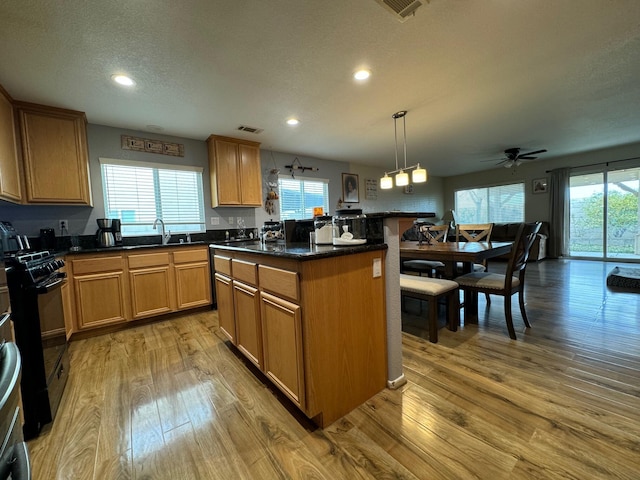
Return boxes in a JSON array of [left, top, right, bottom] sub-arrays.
[[373, 258, 382, 278]]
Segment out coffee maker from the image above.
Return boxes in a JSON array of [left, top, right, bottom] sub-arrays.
[[96, 219, 115, 247], [111, 219, 122, 245]]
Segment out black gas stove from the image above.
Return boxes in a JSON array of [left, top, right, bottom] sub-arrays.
[[5, 251, 65, 291], [5, 249, 69, 439]]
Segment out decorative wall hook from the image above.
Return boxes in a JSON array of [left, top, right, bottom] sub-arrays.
[[285, 157, 318, 177]]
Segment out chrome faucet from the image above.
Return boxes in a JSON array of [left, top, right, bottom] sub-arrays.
[[153, 218, 171, 245]]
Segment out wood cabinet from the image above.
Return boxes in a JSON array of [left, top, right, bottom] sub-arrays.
[[70, 254, 129, 330], [212, 247, 387, 427], [260, 291, 303, 407], [0, 85, 22, 202], [16, 102, 92, 205], [173, 248, 211, 310], [66, 245, 211, 335], [128, 251, 173, 319], [214, 272, 236, 343], [207, 135, 262, 207]]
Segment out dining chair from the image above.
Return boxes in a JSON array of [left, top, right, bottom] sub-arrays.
[[402, 224, 449, 277], [455, 222, 542, 340], [400, 273, 459, 343]]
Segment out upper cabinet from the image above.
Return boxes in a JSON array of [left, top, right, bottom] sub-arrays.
[[16, 102, 92, 205], [0, 85, 23, 203], [207, 134, 262, 207]]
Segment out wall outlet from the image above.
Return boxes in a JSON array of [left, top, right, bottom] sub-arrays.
[[210, 216, 220, 226], [373, 258, 382, 278], [59, 219, 68, 233]]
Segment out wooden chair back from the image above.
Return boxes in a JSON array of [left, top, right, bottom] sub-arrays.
[[419, 224, 449, 243], [506, 222, 542, 281], [455, 223, 494, 243]]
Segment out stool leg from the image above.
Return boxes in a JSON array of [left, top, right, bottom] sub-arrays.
[[428, 295, 438, 343]]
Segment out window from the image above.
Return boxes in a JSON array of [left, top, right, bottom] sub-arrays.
[[455, 183, 524, 223], [100, 158, 205, 236], [278, 176, 329, 220]]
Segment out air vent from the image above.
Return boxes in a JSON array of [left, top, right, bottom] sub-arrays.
[[374, 0, 423, 22], [237, 125, 264, 134]]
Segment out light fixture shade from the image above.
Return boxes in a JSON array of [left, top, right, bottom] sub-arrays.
[[395, 170, 409, 186], [380, 174, 393, 189], [412, 165, 427, 183]]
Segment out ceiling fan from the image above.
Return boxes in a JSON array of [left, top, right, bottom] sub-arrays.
[[484, 147, 548, 168]]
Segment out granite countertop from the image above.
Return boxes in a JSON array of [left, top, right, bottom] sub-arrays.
[[210, 241, 387, 261], [62, 240, 208, 255]]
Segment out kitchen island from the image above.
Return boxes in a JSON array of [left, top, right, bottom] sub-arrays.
[[211, 241, 387, 428]]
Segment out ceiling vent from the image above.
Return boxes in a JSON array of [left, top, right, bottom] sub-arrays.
[[237, 125, 263, 134], [374, 0, 423, 22]]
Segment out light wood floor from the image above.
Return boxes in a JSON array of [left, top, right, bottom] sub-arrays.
[[28, 259, 640, 479]]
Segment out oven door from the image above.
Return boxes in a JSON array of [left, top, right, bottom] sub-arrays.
[[35, 276, 68, 422]]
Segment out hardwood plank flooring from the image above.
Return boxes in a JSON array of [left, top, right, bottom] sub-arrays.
[[28, 259, 640, 479]]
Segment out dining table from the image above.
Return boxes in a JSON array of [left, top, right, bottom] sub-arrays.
[[399, 240, 513, 323]]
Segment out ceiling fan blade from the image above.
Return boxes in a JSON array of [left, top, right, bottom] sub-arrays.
[[520, 149, 547, 157]]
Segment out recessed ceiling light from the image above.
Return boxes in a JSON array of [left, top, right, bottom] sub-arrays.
[[286, 118, 300, 126], [354, 69, 371, 81], [111, 74, 135, 86]]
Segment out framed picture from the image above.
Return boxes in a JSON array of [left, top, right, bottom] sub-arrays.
[[533, 177, 548, 194], [342, 173, 360, 203]]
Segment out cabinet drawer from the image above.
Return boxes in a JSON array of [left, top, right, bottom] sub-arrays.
[[258, 265, 299, 302], [71, 255, 124, 275], [214, 255, 232, 275], [232, 259, 257, 285], [174, 248, 208, 264], [128, 251, 170, 269]]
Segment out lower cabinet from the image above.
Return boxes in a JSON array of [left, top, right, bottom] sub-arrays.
[[260, 291, 303, 408], [74, 271, 129, 329], [128, 251, 173, 319], [214, 273, 236, 343], [212, 248, 387, 427], [234, 281, 263, 370], [174, 248, 211, 310], [70, 255, 129, 329], [67, 245, 211, 334]]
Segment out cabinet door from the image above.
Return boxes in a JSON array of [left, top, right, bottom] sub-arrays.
[[18, 104, 92, 205], [213, 139, 241, 206], [214, 273, 236, 343], [174, 261, 211, 309], [238, 143, 262, 206], [0, 87, 22, 202], [233, 281, 263, 369], [260, 292, 304, 408], [130, 266, 173, 318], [74, 272, 128, 329]]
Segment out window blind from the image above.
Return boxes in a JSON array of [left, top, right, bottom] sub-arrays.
[[278, 176, 329, 220], [455, 183, 524, 223], [100, 158, 205, 236]]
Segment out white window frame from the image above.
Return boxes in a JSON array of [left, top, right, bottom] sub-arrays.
[[278, 175, 330, 220], [100, 157, 205, 236]]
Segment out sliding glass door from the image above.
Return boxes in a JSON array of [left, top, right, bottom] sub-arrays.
[[569, 167, 640, 260]]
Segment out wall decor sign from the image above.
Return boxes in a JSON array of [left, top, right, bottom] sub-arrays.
[[365, 178, 377, 200], [121, 135, 185, 157], [532, 177, 548, 194]]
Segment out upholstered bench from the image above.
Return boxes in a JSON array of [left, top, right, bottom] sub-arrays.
[[400, 274, 459, 343]]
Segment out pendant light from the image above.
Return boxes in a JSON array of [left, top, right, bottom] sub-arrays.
[[380, 110, 428, 189]]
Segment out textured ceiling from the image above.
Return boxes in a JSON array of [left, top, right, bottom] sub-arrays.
[[1, 0, 640, 176]]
